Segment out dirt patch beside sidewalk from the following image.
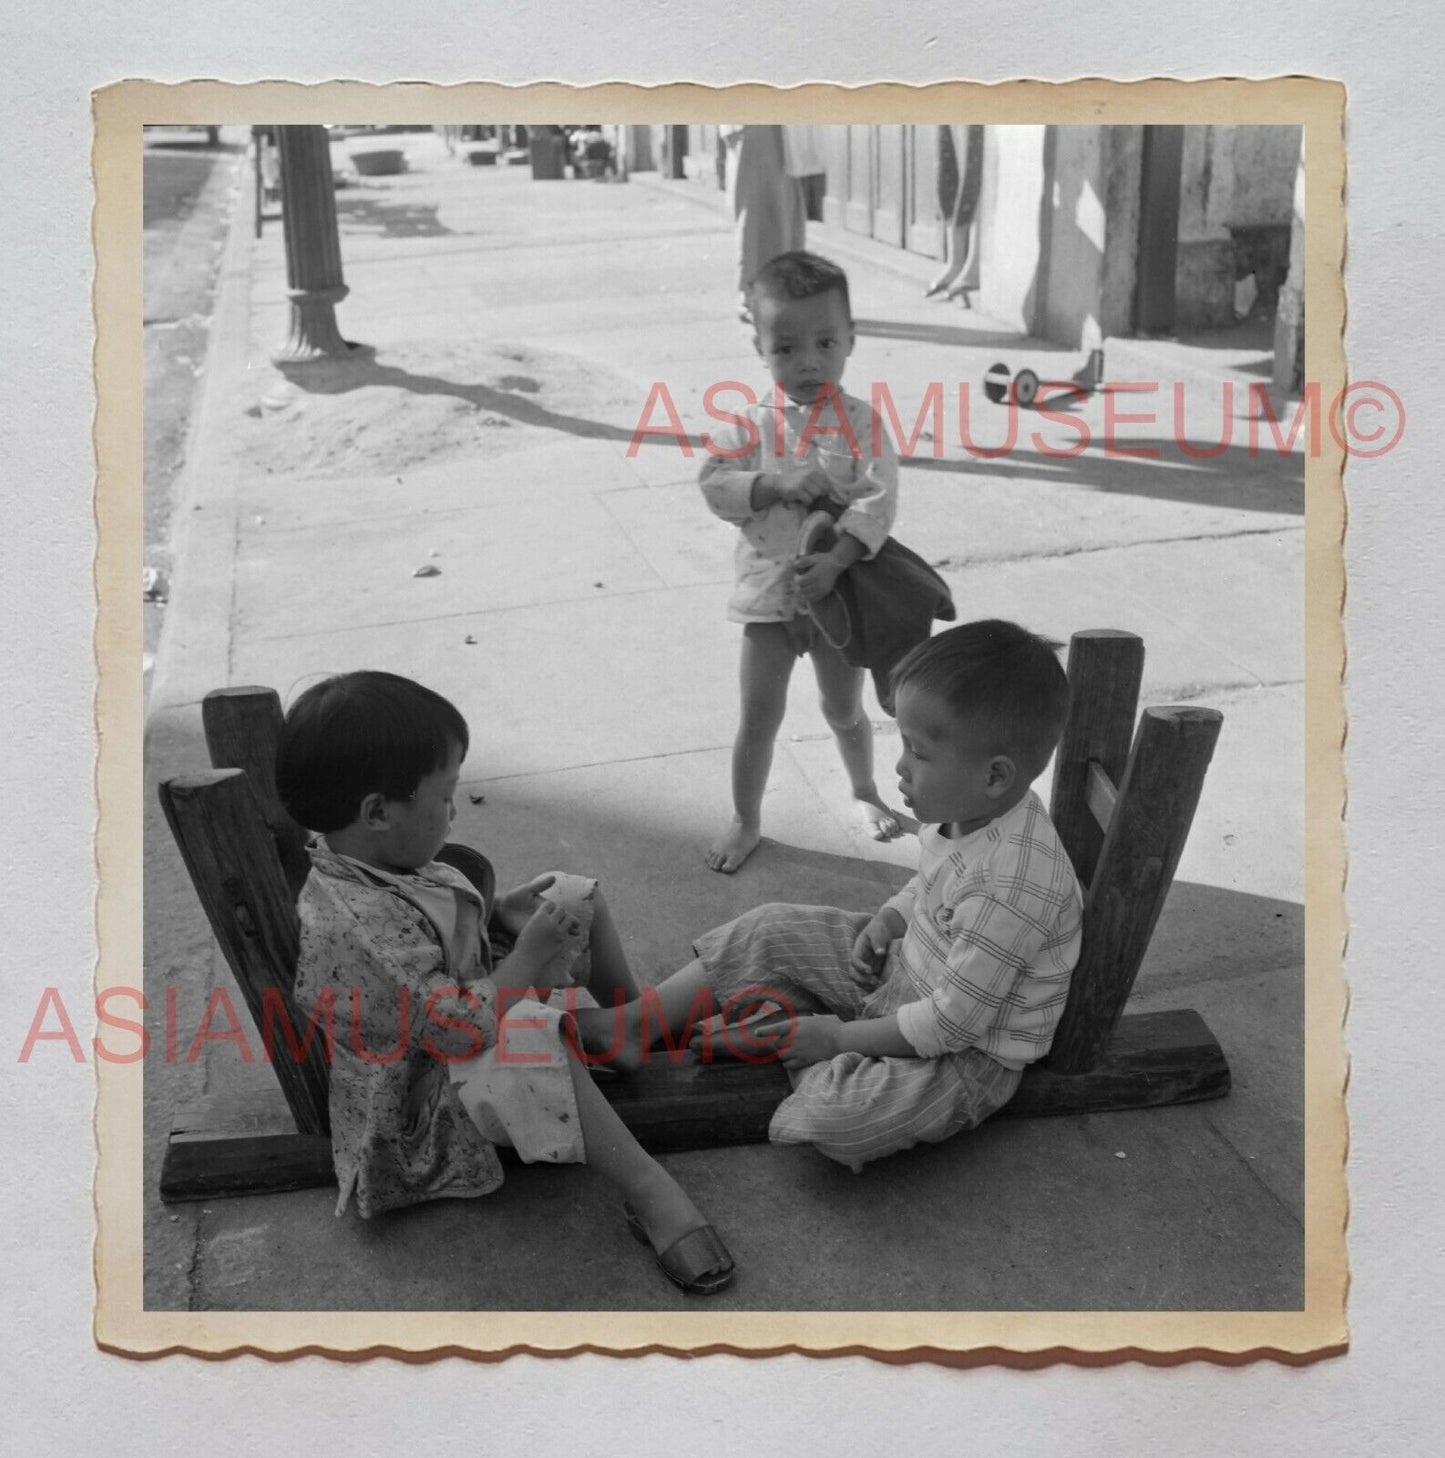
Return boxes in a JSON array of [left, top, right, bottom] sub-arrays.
[[231, 337, 643, 479]]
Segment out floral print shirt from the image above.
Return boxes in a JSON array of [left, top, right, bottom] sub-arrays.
[[293, 840, 505, 1218]]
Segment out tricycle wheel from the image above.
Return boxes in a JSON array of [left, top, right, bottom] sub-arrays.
[[983, 363, 1011, 405]]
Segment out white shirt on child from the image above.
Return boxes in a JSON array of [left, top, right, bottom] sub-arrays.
[[882, 792, 1084, 1068], [699, 386, 899, 623]]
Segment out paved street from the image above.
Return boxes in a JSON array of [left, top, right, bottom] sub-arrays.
[[140, 129, 1309, 1318], [143, 131, 248, 676]]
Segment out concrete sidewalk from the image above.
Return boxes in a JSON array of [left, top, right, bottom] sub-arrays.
[[143, 129, 1306, 1313]]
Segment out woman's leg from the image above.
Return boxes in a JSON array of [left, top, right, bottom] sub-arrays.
[[809, 639, 904, 840], [943, 126, 984, 305], [707, 622, 797, 874], [926, 125, 967, 297], [942, 217, 979, 305]]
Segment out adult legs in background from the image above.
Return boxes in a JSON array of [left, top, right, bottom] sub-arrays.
[[727, 125, 806, 322], [925, 124, 983, 305]]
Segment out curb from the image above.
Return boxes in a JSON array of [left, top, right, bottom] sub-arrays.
[[146, 146, 264, 728]]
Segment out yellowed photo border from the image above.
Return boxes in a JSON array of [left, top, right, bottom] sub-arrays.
[[96, 77, 1346, 1360]]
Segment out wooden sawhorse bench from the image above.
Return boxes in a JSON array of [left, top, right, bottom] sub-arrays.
[[157, 629, 1226, 1201]]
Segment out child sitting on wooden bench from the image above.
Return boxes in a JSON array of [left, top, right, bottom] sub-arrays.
[[274, 671, 736, 1296], [573, 620, 1084, 1171]]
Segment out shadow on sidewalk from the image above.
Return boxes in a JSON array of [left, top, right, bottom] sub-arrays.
[[279, 350, 712, 450], [901, 437, 1305, 515], [336, 194, 457, 239]]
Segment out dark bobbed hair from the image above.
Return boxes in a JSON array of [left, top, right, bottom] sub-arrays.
[[890, 620, 1071, 778], [750, 250, 852, 321], [275, 671, 469, 833]]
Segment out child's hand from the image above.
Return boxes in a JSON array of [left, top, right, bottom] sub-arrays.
[[794, 553, 844, 602], [502, 900, 582, 995], [767, 463, 831, 507], [777, 1013, 843, 1069], [848, 914, 899, 987], [493, 874, 557, 936]]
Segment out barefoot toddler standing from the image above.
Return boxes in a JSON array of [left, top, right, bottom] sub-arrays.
[[700, 250, 906, 874]]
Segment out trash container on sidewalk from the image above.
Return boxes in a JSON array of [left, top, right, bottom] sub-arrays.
[[529, 128, 569, 180]]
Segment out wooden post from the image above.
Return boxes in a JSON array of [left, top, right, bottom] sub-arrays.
[[1047, 705, 1223, 1074], [202, 686, 312, 897], [159, 770, 331, 1136], [1050, 630, 1145, 888], [272, 125, 356, 364]]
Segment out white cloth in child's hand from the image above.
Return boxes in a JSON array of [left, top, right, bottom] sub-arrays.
[[532, 870, 595, 988]]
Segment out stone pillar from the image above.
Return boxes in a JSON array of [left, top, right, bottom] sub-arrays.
[[272, 125, 357, 364]]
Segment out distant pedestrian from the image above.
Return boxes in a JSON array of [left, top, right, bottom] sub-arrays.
[[924, 124, 984, 305], [722, 125, 806, 323], [699, 250, 906, 874]]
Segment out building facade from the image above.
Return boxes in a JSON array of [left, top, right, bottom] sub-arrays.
[[627, 122, 1303, 373]]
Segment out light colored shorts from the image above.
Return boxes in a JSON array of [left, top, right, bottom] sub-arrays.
[[449, 997, 585, 1164]]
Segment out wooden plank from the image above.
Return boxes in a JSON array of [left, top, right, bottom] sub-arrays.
[[161, 1088, 334, 1199], [599, 1056, 789, 1153], [603, 1012, 1226, 1148], [162, 1128, 334, 1201], [1047, 706, 1224, 1074], [1006, 1007, 1228, 1117], [169, 1085, 310, 1140], [203, 686, 312, 897], [1085, 759, 1118, 832], [159, 769, 331, 1137], [1050, 630, 1144, 889], [159, 1010, 1227, 1198]]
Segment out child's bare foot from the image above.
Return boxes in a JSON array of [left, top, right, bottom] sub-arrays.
[[854, 793, 904, 842], [569, 1002, 646, 1073], [706, 819, 761, 874]]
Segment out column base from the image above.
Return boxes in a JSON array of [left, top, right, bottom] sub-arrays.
[[271, 285, 362, 366]]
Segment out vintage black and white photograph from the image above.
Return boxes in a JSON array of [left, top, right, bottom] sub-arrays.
[[102, 83, 1343, 1352]]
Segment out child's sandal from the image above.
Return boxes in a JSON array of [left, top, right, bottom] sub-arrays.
[[623, 1204, 736, 1296]]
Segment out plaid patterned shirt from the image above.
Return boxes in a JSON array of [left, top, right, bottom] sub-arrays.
[[885, 792, 1083, 1068]]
